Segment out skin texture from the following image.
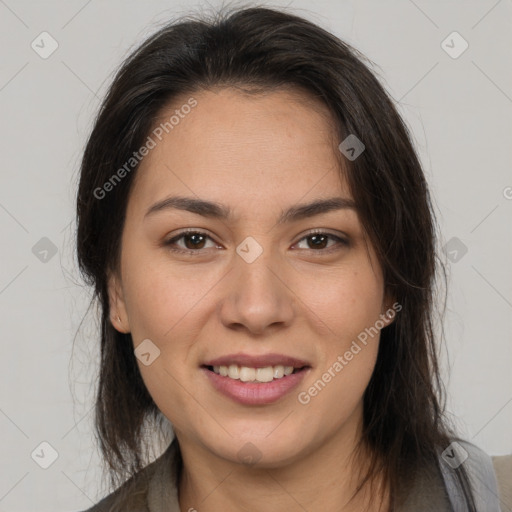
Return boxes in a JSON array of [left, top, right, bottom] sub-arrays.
[[108, 87, 394, 511]]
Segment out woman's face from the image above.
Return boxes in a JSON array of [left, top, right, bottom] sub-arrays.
[[109, 87, 394, 467]]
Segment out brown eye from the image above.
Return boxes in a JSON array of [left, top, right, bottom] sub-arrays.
[[294, 232, 348, 251], [182, 233, 207, 249], [306, 234, 329, 249], [165, 231, 218, 253]]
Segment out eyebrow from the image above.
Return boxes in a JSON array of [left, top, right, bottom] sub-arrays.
[[144, 195, 357, 224]]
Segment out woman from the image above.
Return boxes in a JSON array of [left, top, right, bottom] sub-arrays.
[[76, 6, 510, 511]]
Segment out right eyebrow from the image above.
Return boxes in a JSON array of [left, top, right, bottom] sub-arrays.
[[144, 196, 231, 220]]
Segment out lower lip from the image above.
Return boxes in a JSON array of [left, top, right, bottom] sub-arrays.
[[202, 367, 310, 405]]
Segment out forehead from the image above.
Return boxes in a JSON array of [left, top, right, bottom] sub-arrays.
[[129, 87, 349, 215]]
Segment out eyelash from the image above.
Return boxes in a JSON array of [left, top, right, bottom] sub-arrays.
[[163, 228, 349, 255]]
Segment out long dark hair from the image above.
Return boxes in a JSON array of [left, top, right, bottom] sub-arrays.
[[76, 5, 474, 509]]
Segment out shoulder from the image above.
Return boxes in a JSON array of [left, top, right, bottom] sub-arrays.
[[491, 453, 512, 511], [440, 439, 511, 511], [83, 474, 153, 512], [81, 441, 180, 512], [81, 463, 156, 512]]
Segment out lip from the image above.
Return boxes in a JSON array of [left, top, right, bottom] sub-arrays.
[[202, 366, 310, 405], [203, 352, 310, 368]]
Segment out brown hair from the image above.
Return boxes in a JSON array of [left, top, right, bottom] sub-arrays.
[[76, 5, 475, 510]]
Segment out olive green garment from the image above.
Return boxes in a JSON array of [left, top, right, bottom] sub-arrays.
[[83, 440, 512, 512]]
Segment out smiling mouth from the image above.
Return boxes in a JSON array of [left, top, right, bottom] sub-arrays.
[[204, 364, 308, 383]]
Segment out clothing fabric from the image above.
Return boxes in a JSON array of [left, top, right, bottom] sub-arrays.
[[83, 440, 512, 512]]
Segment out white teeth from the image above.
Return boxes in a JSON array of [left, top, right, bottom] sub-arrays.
[[239, 367, 256, 382], [255, 367, 274, 382], [211, 364, 302, 383], [273, 366, 284, 379], [228, 364, 240, 379], [284, 366, 294, 376]]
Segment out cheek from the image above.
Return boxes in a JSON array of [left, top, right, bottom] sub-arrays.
[[301, 344, 377, 432], [297, 271, 382, 422], [122, 254, 226, 342], [299, 266, 384, 342], [122, 262, 219, 426], [295, 265, 384, 409]]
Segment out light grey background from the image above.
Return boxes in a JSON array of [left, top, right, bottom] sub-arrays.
[[0, 0, 511, 510]]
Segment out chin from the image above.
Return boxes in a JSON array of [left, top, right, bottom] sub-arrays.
[[207, 430, 311, 469]]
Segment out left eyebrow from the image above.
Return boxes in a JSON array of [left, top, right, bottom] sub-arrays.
[[276, 197, 357, 224], [144, 195, 357, 223]]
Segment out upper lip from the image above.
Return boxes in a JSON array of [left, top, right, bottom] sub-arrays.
[[203, 353, 310, 368]]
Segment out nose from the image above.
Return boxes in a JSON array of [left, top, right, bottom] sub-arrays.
[[218, 247, 295, 336]]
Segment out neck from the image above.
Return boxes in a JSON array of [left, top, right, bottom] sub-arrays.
[[176, 405, 390, 512]]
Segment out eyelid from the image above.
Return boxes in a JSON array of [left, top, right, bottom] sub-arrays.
[[164, 229, 222, 253], [292, 229, 350, 251], [293, 228, 349, 243], [164, 228, 349, 255]]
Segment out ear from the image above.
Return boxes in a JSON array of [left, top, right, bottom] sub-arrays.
[[380, 294, 401, 327], [107, 270, 130, 333]]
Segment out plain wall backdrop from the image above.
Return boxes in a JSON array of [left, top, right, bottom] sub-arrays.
[[0, 0, 511, 510]]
